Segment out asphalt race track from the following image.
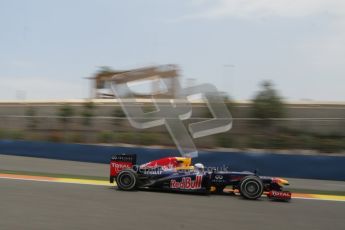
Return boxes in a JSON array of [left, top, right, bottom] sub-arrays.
[[1, 155, 345, 229], [1, 154, 345, 192], [1, 178, 344, 230]]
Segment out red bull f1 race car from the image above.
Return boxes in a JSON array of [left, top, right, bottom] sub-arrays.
[[109, 154, 291, 201]]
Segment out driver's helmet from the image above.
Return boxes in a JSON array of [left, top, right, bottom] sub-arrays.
[[194, 163, 205, 173]]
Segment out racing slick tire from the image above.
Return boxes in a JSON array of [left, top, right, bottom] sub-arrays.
[[239, 176, 264, 200], [116, 169, 138, 191]]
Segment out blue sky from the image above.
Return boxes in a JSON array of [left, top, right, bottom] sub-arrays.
[[0, 0, 344, 101]]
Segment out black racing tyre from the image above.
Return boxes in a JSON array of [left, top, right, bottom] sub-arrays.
[[239, 176, 264, 200], [116, 169, 138, 191]]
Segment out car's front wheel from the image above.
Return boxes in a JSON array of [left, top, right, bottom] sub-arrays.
[[239, 176, 263, 200], [116, 169, 138, 191]]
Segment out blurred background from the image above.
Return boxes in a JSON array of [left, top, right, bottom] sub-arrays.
[[0, 0, 344, 154]]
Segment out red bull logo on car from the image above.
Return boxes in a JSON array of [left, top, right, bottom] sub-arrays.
[[170, 176, 202, 189]]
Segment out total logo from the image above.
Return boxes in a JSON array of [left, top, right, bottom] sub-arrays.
[[170, 176, 202, 190], [111, 162, 132, 169], [269, 191, 291, 198]]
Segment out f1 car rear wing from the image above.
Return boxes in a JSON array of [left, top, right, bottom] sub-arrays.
[[110, 154, 136, 183]]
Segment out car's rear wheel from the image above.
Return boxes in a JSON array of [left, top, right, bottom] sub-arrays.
[[116, 169, 138, 191], [239, 176, 263, 200]]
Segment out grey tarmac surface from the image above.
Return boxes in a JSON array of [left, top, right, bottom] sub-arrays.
[[0, 154, 107, 177], [1, 154, 345, 192], [0, 178, 345, 230]]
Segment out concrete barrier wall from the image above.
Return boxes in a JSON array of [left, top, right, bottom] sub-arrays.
[[0, 140, 344, 181], [1, 102, 345, 135]]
